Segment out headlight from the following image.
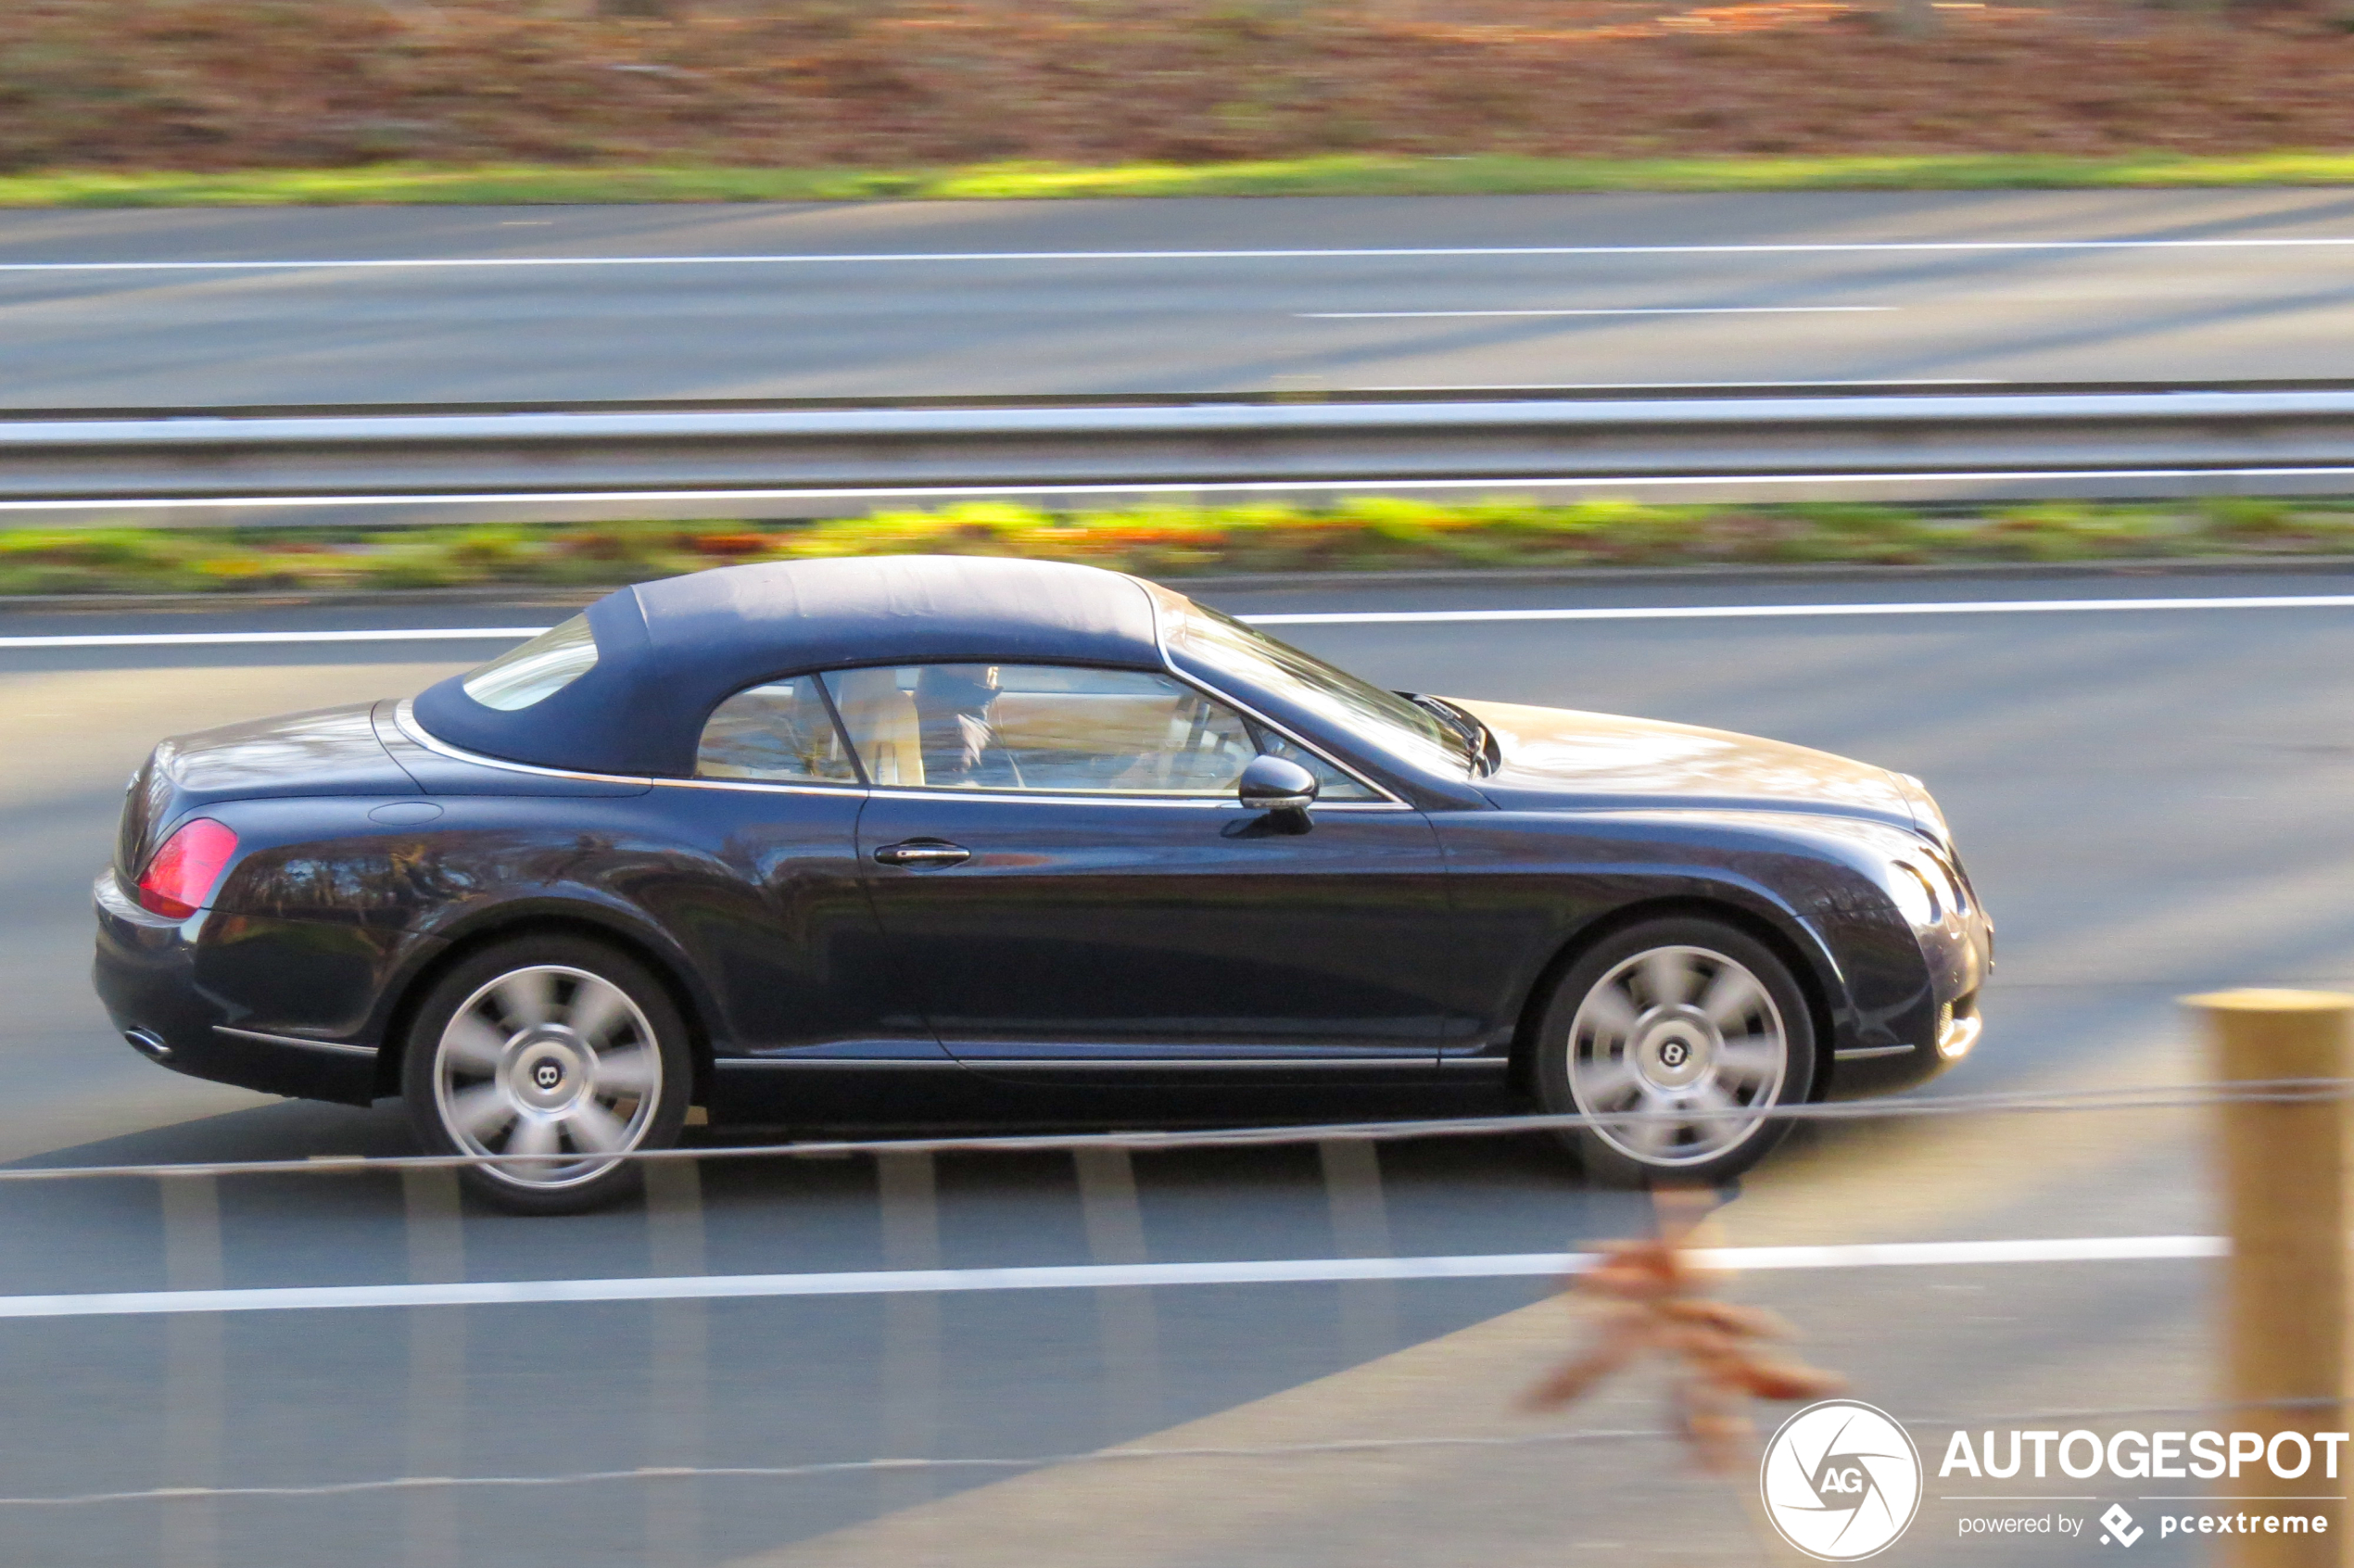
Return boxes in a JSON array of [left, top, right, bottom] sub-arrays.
[[1892, 772, 1952, 847], [1918, 850, 1968, 916], [1883, 860, 1941, 928]]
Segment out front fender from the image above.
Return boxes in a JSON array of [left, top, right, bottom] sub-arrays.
[[1433, 807, 1940, 1081]]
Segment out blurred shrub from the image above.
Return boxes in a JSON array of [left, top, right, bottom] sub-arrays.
[[0, 497, 2347, 594]]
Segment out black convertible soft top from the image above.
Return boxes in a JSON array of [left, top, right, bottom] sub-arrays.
[[411, 555, 1165, 777]]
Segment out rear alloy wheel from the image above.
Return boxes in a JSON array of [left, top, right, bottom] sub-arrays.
[[1535, 918, 1816, 1187], [402, 937, 690, 1214]]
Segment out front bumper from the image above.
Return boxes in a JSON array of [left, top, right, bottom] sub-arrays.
[[1826, 900, 1992, 1100], [92, 872, 382, 1106]]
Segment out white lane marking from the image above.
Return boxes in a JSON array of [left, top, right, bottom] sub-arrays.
[[0, 1235, 2223, 1319], [8, 593, 2354, 649], [0, 627, 547, 650], [1302, 307, 1897, 319], [1246, 593, 2354, 626], [7, 464, 2354, 517], [3, 237, 2354, 272], [1370, 379, 1996, 390]]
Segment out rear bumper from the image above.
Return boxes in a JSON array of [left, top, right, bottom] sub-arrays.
[[91, 872, 382, 1106]]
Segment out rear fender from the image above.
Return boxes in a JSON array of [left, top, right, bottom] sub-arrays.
[[370, 893, 727, 1102]]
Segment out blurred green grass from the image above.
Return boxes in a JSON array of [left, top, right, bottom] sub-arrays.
[[6, 498, 2351, 596], [11, 153, 2354, 208]]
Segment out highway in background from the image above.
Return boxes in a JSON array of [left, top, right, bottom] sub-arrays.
[[5, 189, 2354, 408], [0, 567, 2336, 1563]]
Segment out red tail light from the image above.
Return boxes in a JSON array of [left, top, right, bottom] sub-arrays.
[[138, 819, 238, 918]]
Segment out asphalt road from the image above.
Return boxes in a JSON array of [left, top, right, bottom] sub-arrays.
[[0, 565, 2340, 1564], [7, 190, 2354, 408]]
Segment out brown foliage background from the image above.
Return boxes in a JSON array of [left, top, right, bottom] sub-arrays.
[[4, 0, 2353, 174]]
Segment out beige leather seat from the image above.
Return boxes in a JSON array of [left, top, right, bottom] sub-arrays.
[[826, 668, 925, 787]]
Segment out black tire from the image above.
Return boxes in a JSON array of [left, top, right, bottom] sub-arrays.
[[1533, 917, 1816, 1188], [400, 934, 691, 1215]]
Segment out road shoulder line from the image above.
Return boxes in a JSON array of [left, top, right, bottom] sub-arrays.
[[0, 1234, 2221, 1319]]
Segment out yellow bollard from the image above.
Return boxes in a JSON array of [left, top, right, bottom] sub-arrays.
[[2189, 989, 2354, 1568]]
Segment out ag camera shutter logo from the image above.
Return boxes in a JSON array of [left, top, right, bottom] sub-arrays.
[[1760, 1399, 1924, 1561]]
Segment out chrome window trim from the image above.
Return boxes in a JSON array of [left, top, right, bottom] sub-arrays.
[[1141, 587, 1411, 807], [401, 699, 1402, 809], [1159, 667, 1408, 809], [808, 651, 1411, 811], [1145, 581, 1464, 794], [403, 701, 867, 799], [658, 776, 870, 798], [396, 701, 654, 786], [402, 646, 1411, 810], [842, 786, 1399, 812]]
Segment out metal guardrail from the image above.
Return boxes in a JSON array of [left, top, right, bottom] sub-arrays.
[[15, 383, 2354, 526]]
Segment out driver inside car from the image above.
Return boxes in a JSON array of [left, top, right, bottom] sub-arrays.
[[913, 664, 1019, 788]]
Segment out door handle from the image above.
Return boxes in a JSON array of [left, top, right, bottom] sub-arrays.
[[873, 840, 971, 868]]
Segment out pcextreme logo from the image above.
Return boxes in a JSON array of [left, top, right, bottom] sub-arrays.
[[1761, 1400, 1926, 1562]]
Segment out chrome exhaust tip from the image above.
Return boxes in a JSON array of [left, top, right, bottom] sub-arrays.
[[123, 1028, 172, 1062]]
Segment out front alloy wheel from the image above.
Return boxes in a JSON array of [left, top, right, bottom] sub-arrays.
[[404, 938, 690, 1213], [1537, 919, 1815, 1186]]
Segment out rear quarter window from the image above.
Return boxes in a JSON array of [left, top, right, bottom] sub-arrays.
[[461, 616, 600, 712], [696, 677, 859, 783]]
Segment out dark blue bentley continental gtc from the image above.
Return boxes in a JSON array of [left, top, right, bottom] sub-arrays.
[[95, 555, 1989, 1210]]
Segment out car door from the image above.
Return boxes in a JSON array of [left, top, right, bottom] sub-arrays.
[[661, 674, 933, 1068], [829, 662, 1454, 1069]]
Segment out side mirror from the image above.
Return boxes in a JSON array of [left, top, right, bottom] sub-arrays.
[[1238, 754, 1319, 815]]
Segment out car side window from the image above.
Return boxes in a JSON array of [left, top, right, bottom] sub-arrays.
[[695, 677, 859, 783], [819, 664, 1375, 799], [1252, 726, 1376, 803]]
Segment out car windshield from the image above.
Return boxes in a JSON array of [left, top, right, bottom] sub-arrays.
[[1167, 600, 1469, 775]]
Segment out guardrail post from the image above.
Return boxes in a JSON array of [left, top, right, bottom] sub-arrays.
[[400, 1169, 466, 1568], [1075, 1146, 1161, 1441], [645, 1158, 707, 1567], [159, 1172, 223, 1568], [1319, 1138, 1398, 1361], [2192, 989, 2354, 1567]]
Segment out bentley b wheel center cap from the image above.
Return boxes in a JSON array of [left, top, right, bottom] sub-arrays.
[[510, 1036, 588, 1112], [1634, 1007, 1716, 1090]]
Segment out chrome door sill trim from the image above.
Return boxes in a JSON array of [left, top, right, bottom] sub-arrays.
[[1832, 1043, 1917, 1060], [213, 1026, 375, 1058], [960, 1056, 1435, 1070], [715, 1057, 957, 1069]]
